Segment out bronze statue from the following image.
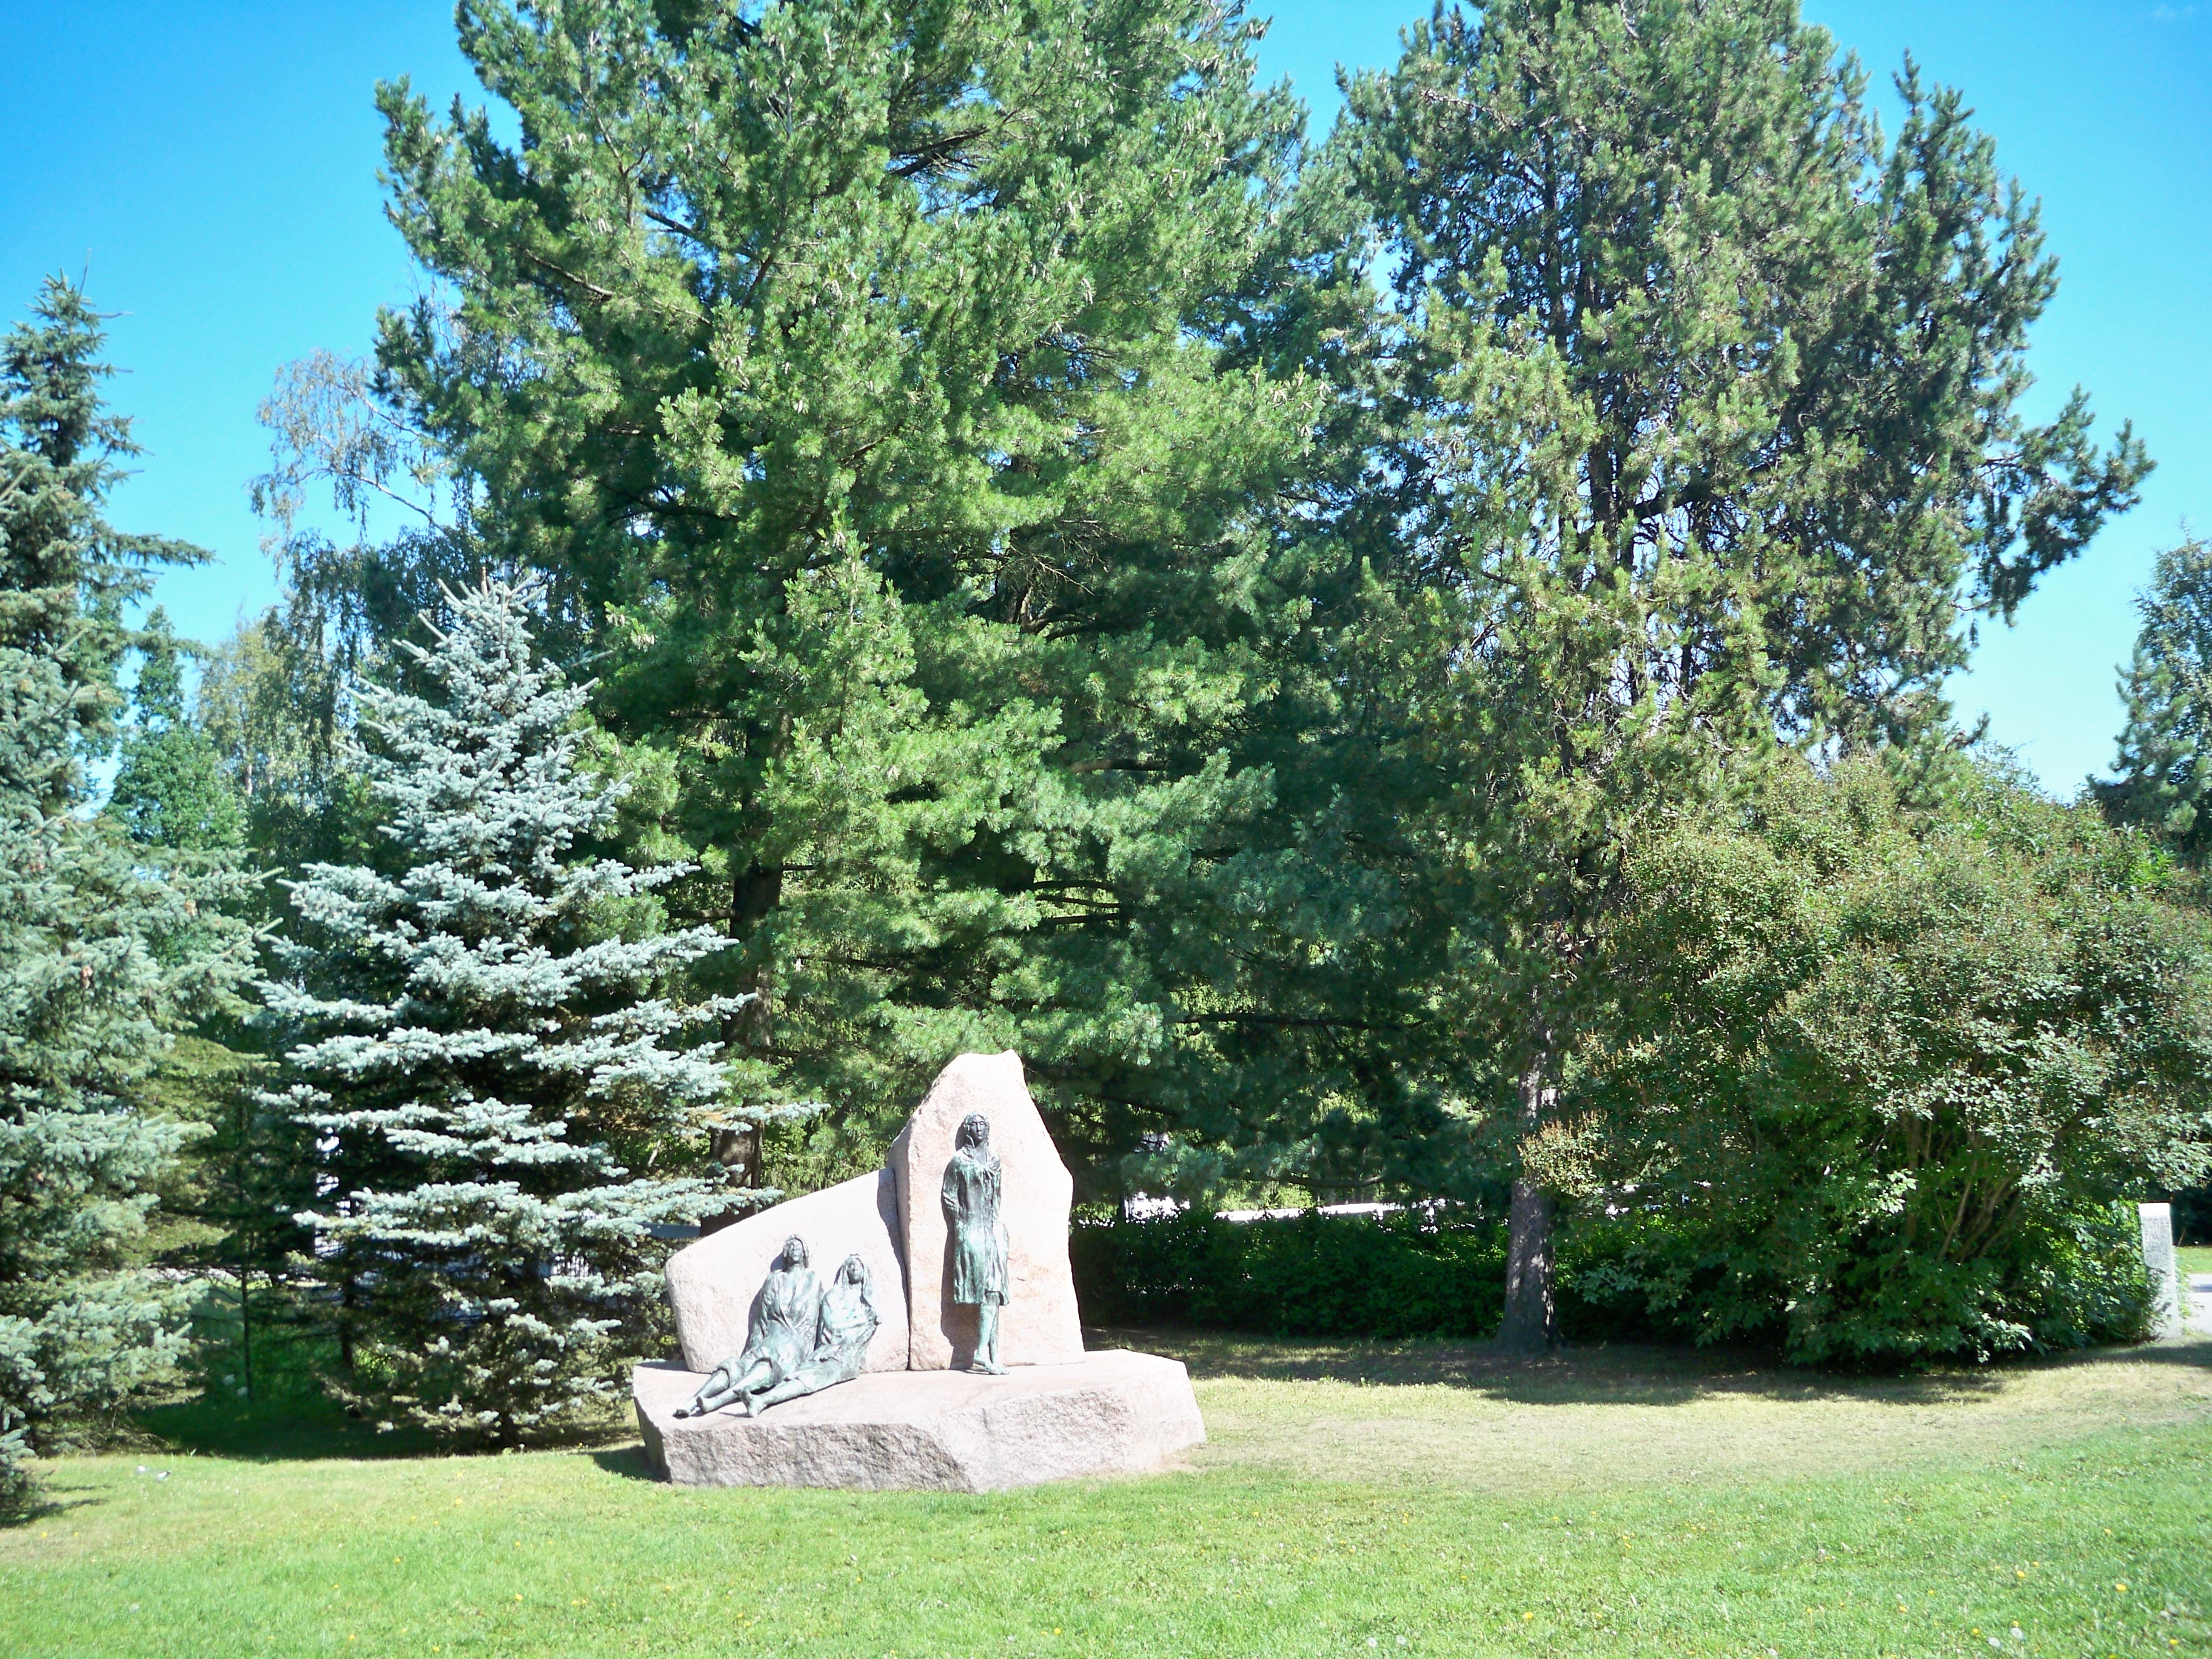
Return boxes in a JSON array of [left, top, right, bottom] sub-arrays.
[[746, 1255, 882, 1413], [942, 1111, 1008, 1373], [674, 1235, 821, 1418]]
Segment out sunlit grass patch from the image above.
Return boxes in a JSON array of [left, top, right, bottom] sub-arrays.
[[5, 1335, 2207, 1657]]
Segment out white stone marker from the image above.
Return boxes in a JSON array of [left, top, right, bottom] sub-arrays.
[[2139, 1201, 2184, 1341], [890, 1050, 1086, 1370]]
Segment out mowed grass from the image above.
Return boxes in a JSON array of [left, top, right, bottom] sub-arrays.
[[4, 1333, 2209, 1659]]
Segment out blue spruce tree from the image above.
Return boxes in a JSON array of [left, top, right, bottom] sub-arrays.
[[266, 576, 784, 1442], [0, 280, 258, 1511]]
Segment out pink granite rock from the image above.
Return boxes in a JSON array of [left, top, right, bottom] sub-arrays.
[[633, 1350, 1203, 1491], [890, 1051, 1085, 1370], [663, 1167, 908, 1375]]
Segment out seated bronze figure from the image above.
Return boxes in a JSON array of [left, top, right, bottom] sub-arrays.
[[674, 1235, 820, 1418], [745, 1255, 880, 1413], [675, 1241, 880, 1418]]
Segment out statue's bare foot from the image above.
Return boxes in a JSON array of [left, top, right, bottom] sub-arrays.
[[972, 1359, 1005, 1376]]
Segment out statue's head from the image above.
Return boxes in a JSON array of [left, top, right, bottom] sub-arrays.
[[956, 1112, 991, 1150], [838, 1254, 870, 1289], [782, 1235, 809, 1269]]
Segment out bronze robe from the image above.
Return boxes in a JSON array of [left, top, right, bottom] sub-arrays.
[[941, 1147, 1008, 1306]]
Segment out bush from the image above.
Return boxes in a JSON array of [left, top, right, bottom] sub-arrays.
[[1554, 1199, 2153, 1359], [1586, 758, 2200, 1365], [1074, 1189, 2155, 1363], [1072, 1208, 1506, 1339]]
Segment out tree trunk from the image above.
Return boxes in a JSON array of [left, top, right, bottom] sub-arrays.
[[702, 862, 782, 1235], [709, 1124, 760, 1178], [730, 861, 783, 1034], [337, 1272, 356, 1374], [1497, 1048, 1559, 1353], [238, 1263, 254, 1403], [1498, 1179, 1557, 1352]]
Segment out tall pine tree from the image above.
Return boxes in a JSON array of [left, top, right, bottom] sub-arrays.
[[0, 278, 256, 1506], [1336, 0, 2150, 1346], [266, 575, 769, 1441], [272, 0, 1327, 1181]]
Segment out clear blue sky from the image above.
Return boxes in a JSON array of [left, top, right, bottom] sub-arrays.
[[4, 2, 2207, 793]]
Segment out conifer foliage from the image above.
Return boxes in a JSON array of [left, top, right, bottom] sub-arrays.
[[1333, 0, 2151, 1349], [267, 576, 760, 1442], [108, 608, 246, 854], [2096, 539, 2212, 862], [0, 280, 256, 1509], [350, 0, 1322, 1162]]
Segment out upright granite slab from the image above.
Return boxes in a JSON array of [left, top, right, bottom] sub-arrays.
[[2140, 1201, 2185, 1341], [665, 1168, 909, 1375], [890, 1051, 1085, 1370], [634, 1350, 1204, 1492]]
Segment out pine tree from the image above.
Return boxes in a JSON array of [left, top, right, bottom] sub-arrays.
[[2095, 539, 2212, 862], [0, 278, 256, 1509], [282, 0, 1324, 1177], [266, 575, 771, 1442], [1336, 0, 2150, 1347]]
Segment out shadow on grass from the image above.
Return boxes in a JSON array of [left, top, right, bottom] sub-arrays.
[[587, 1445, 660, 1483], [2100, 1338, 2212, 1373], [132, 1389, 446, 1462], [133, 1387, 648, 1466], [110, 1332, 2209, 1475], [0, 1486, 79, 1531], [1093, 1324, 2212, 1409]]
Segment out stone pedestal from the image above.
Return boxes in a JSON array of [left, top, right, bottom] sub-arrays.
[[889, 1051, 1085, 1370], [2140, 1201, 2185, 1341], [634, 1350, 1204, 1492]]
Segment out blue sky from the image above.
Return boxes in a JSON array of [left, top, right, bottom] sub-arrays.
[[4, 1, 2207, 792]]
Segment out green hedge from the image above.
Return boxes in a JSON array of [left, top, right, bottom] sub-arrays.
[[1558, 1200, 2155, 1360], [1071, 1208, 1508, 1339], [1069, 1207, 1677, 1342], [1072, 1202, 2153, 1358]]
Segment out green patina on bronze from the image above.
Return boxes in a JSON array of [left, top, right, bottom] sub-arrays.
[[676, 1239, 879, 1418], [943, 1113, 1009, 1373]]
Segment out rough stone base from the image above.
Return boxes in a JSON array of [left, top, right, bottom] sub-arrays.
[[634, 1350, 1204, 1492]]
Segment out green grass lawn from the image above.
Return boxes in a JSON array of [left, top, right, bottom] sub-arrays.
[[2176, 1245, 2212, 1277], [5, 1332, 2209, 1658]]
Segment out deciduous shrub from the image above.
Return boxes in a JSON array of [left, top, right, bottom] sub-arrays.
[[1581, 759, 2204, 1364]]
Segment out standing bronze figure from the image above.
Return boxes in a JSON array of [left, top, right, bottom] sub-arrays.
[[942, 1111, 1009, 1372]]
